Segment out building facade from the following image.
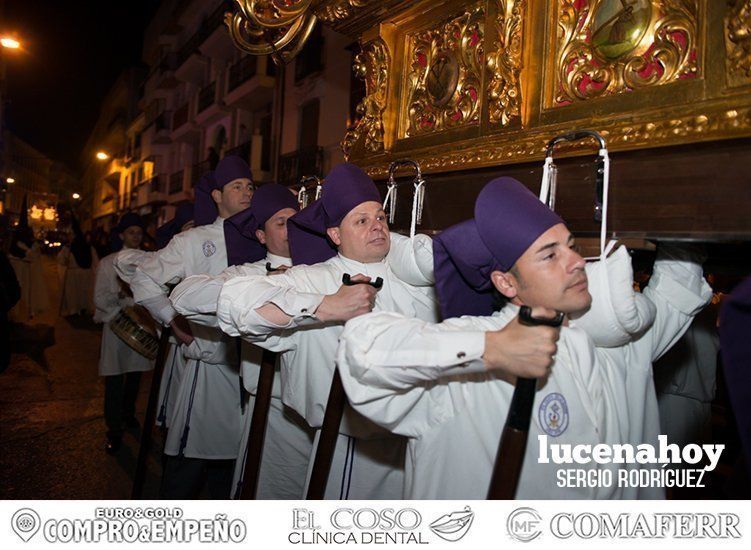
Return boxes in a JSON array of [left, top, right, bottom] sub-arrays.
[[1, 132, 77, 233], [81, 0, 358, 228]]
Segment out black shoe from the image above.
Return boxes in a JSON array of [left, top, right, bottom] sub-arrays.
[[124, 417, 140, 430], [105, 434, 122, 455]]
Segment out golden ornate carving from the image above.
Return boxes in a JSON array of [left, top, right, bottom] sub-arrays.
[[316, 0, 373, 24], [362, 103, 751, 178], [402, 5, 485, 137], [486, 0, 525, 126], [725, 0, 751, 86], [226, 0, 317, 61], [342, 38, 391, 159], [553, 0, 699, 106]]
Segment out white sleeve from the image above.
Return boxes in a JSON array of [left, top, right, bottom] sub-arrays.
[[93, 258, 120, 323], [171, 264, 261, 323], [338, 312, 488, 389], [636, 245, 712, 362], [113, 249, 152, 285], [216, 271, 326, 340], [337, 312, 491, 437], [386, 233, 435, 286], [131, 235, 187, 324]]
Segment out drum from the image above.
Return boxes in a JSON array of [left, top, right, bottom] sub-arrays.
[[109, 306, 159, 360]]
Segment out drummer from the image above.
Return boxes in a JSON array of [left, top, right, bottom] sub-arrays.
[[93, 212, 153, 455], [336, 177, 712, 499], [130, 156, 253, 499]]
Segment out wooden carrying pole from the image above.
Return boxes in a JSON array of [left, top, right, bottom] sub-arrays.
[[487, 306, 563, 499], [305, 369, 347, 499], [305, 273, 384, 499], [237, 349, 278, 499]]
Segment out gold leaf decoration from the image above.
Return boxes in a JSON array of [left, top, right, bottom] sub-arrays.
[[553, 0, 699, 106], [402, 4, 485, 137], [361, 105, 751, 178], [486, 0, 525, 126], [316, 0, 373, 24], [342, 38, 391, 159], [725, 0, 751, 86]]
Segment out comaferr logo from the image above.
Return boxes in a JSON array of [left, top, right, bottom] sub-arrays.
[[429, 506, 475, 542], [507, 507, 542, 542]]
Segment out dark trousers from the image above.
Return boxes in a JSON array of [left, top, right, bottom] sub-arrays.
[[104, 372, 143, 437], [160, 455, 234, 499]]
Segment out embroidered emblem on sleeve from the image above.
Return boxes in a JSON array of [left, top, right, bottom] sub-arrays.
[[538, 392, 569, 437], [202, 240, 216, 257]]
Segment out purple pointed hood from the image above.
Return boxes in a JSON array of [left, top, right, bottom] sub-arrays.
[[224, 183, 299, 266], [433, 177, 563, 318], [287, 163, 381, 265]]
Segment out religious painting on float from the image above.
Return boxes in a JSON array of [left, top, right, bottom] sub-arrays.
[[590, 0, 652, 61], [552, 0, 698, 106]]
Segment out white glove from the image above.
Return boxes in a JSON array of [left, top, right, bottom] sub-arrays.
[[572, 245, 656, 347]]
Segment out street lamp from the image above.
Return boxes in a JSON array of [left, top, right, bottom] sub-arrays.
[[0, 37, 21, 50], [6, 177, 14, 183], [95, 151, 109, 161], [72, 192, 81, 200]]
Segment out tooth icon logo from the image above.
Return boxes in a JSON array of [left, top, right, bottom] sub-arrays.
[[11, 508, 41, 542], [429, 506, 474, 542]]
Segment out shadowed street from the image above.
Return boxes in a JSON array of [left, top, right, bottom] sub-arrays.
[[0, 255, 162, 499]]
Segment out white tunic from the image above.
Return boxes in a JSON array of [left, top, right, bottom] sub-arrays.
[[337, 253, 712, 499], [130, 217, 242, 459], [9, 242, 49, 321], [93, 250, 153, 377], [113, 249, 187, 429], [57, 245, 97, 316], [171, 252, 315, 498], [215, 236, 439, 499]]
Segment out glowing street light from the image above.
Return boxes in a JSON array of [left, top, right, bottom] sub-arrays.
[[95, 151, 109, 161], [6, 177, 14, 184], [72, 192, 81, 200], [0, 37, 21, 49]]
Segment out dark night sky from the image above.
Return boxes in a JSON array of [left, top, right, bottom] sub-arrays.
[[3, 1, 161, 172]]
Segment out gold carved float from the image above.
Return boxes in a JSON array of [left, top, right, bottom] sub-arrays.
[[227, 0, 751, 178]]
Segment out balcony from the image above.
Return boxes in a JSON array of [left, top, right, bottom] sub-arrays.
[[224, 140, 251, 163], [155, 52, 179, 89], [190, 160, 213, 188], [198, 82, 216, 113], [175, 32, 208, 84], [228, 56, 257, 91], [172, 102, 190, 129], [278, 146, 324, 186], [148, 111, 172, 144], [195, 81, 228, 125], [199, 1, 236, 61], [169, 170, 185, 195], [224, 56, 275, 111], [170, 100, 200, 143], [145, 174, 168, 204], [167, 169, 192, 203]]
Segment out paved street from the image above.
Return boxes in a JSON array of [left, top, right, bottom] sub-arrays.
[[0, 255, 162, 499]]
